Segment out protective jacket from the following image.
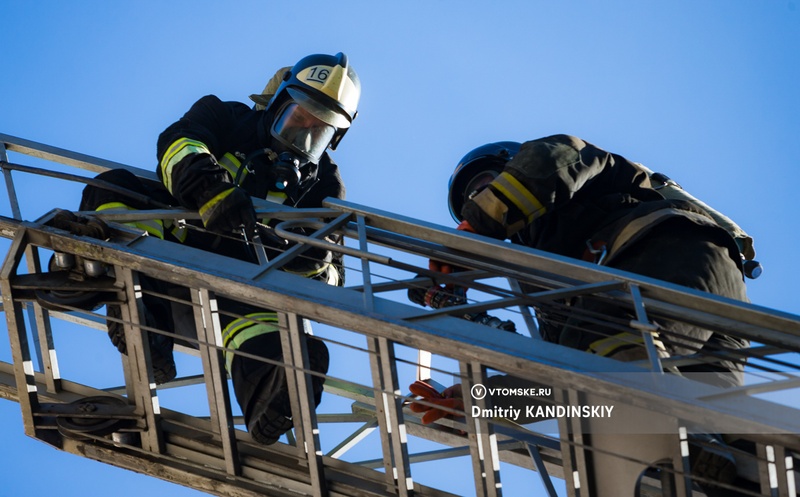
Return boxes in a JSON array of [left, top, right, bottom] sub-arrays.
[[157, 94, 345, 216], [461, 134, 748, 384], [81, 95, 342, 430], [154, 95, 346, 280]]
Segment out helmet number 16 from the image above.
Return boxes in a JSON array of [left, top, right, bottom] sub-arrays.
[[307, 66, 330, 83]]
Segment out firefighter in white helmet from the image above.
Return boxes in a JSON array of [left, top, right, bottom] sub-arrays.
[[72, 53, 361, 445]]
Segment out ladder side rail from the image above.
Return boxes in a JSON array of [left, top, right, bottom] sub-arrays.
[[272, 208, 800, 361], [0, 132, 157, 180], [1, 231, 800, 494], [1, 199, 798, 352], [325, 199, 800, 341], [10, 222, 800, 446]]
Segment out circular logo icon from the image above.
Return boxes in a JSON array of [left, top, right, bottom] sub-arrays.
[[471, 383, 487, 400]]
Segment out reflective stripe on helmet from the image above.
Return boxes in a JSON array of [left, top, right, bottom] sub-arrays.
[[472, 188, 525, 237], [447, 142, 522, 223], [491, 172, 546, 223], [221, 312, 280, 372], [160, 138, 211, 194]]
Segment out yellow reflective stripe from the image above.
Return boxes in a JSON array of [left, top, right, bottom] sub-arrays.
[[134, 220, 165, 239], [221, 312, 279, 347], [282, 262, 331, 279], [259, 191, 289, 224], [588, 333, 643, 357], [170, 224, 188, 242], [198, 187, 235, 219], [96, 202, 164, 239], [492, 172, 546, 222], [472, 189, 526, 237], [96, 201, 131, 212], [266, 191, 288, 204], [218, 152, 244, 183], [221, 312, 280, 372], [588, 332, 665, 357], [160, 138, 210, 194]]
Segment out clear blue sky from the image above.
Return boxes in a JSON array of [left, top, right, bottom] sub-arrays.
[[1, 1, 799, 496]]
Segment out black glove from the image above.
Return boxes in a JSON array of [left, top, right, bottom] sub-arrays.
[[408, 283, 428, 307], [199, 185, 256, 234], [279, 227, 344, 285], [466, 312, 517, 333]]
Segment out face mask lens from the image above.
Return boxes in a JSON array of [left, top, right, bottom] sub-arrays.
[[465, 171, 498, 200], [272, 102, 336, 162]]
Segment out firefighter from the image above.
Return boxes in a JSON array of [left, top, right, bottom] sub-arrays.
[[441, 135, 752, 384], [74, 52, 360, 445], [410, 135, 756, 488]]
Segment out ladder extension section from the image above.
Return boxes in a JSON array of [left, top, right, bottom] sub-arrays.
[[2, 133, 800, 497]]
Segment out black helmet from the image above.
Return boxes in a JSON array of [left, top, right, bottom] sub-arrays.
[[447, 141, 521, 222], [251, 52, 361, 164]]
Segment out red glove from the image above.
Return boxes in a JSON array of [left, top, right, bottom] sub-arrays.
[[408, 381, 464, 424], [428, 221, 477, 276], [417, 220, 478, 309], [456, 220, 476, 233], [428, 259, 454, 275]]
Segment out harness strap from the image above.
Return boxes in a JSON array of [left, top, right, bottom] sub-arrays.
[[583, 204, 736, 269]]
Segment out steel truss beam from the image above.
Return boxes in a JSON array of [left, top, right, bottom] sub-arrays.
[[2, 132, 800, 496]]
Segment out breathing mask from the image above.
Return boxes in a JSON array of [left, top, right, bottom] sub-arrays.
[[241, 148, 318, 197]]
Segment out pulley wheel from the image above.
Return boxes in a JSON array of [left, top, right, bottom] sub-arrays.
[[56, 396, 134, 441], [35, 287, 106, 312]]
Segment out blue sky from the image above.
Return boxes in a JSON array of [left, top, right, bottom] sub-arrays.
[[1, 1, 799, 496]]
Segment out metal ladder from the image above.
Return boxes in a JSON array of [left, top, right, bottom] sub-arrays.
[[2, 133, 800, 497]]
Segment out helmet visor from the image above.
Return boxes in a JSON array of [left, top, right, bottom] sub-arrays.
[[287, 87, 351, 128], [272, 102, 336, 162], [448, 168, 500, 222], [464, 170, 499, 201]]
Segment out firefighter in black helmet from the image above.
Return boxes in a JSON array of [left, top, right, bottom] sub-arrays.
[[441, 135, 753, 384], [446, 141, 521, 225], [71, 52, 361, 445], [411, 135, 756, 489]]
